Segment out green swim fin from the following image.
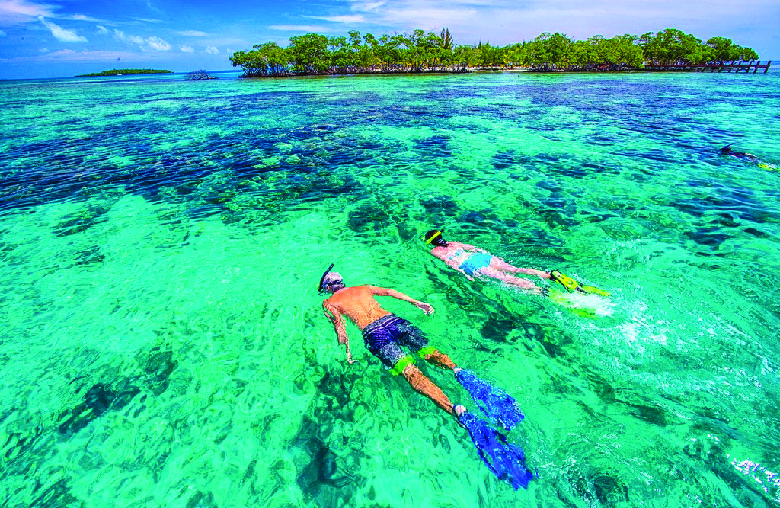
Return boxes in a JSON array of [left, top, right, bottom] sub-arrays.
[[550, 270, 610, 296], [580, 285, 611, 297], [546, 289, 597, 318]]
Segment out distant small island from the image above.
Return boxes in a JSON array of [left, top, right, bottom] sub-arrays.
[[75, 68, 173, 77], [186, 70, 219, 80]]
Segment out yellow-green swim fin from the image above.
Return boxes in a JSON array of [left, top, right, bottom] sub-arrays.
[[550, 270, 610, 296], [580, 285, 611, 297], [545, 289, 597, 318]]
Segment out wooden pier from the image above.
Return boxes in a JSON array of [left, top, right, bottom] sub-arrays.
[[645, 60, 771, 73], [697, 60, 771, 73]]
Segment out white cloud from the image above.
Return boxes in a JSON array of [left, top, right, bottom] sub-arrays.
[[38, 16, 87, 42], [347, 0, 387, 12], [0, 48, 139, 63], [0, 0, 54, 23], [307, 14, 366, 23], [96, 24, 107, 34], [177, 30, 208, 36], [113, 29, 170, 51], [381, 6, 477, 26], [70, 13, 103, 22], [145, 35, 170, 51], [326, 0, 778, 50], [205, 45, 218, 54], [180, 45, 194, 52], [269, 24, 332, 32], [0, 29, 6, 36]]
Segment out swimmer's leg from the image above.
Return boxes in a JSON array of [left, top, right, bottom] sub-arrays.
[[480, 267, 545, 294], [399, 321, 458, 371], [401, 362, 461, 416], [418, 346, 457, 370], [490, 258, 551, 279]]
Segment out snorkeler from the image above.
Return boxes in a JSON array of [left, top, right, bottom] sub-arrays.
[[423, 230, 609, 296], [318, 263, 534, 489], [319, 264, 465, 418], [720, 144, 759, 162], [423, 230, 548, 293], [720, 144, 777, 171]]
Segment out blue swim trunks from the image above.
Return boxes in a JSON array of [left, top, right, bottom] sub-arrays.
[[362, 315, 429, 368], [459, 253, 493, 276]]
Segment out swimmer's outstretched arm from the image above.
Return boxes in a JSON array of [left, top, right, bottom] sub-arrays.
[[323, 302, 353, 364], [369, 286, 434, 315]]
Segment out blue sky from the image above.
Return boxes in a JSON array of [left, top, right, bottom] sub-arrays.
[[1, 0, 778, 79]]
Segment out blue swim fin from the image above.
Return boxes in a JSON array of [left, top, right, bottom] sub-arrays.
[[459, 412, 534, 490], [456, 369, 524, 431]]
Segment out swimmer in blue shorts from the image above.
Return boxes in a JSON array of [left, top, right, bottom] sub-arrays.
[[320, 266, 467, 419], [424, 230, 551, 293]]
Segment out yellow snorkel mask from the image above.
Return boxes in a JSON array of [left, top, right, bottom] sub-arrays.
[[425, 230, 441, 245]]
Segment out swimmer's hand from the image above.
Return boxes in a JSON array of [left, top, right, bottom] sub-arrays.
[[416, 302, 434, 315], [457, 269, 475, 281]]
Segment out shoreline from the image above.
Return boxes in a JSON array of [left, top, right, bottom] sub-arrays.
[[236, 63, 771, 79]]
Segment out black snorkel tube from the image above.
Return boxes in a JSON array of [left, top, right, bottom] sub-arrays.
[[318, 263, 335, 294]]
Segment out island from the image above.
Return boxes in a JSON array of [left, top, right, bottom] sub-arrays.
[[75, 68, 173, 77], [186, 70, 219, 80], [230, 28, 763, 77]]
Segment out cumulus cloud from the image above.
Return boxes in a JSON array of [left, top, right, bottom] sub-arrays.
[[113, 29, 171, 51], [205, 45, 218, 54], [38, 16, 87, 42], [180, 45, 194, 52], [145, 35, 170, 50], [0, 0, 54, 23]]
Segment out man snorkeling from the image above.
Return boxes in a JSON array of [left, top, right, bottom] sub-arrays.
[[720, 144, 777, 170], [423, 229, 609, 296], [319, 264, 466, 419], [720, 144, 759, 163], [318, 263, 534, 489]]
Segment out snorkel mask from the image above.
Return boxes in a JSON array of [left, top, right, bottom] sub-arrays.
[[424, 229, 447, 247], [318, 263, 344, 294]]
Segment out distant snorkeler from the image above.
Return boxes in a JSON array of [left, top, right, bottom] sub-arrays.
[[423, 229, 609, 297], [720, 144, 759, 162], [720, 144, 778, 170]]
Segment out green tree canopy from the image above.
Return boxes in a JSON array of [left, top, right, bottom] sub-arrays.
[[230, 27, 760, 76]]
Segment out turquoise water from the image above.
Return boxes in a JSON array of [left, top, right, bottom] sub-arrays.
[[1, 70, 779, 507]]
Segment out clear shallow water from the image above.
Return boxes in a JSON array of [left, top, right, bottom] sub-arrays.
[[1, 70, 779, 507]]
